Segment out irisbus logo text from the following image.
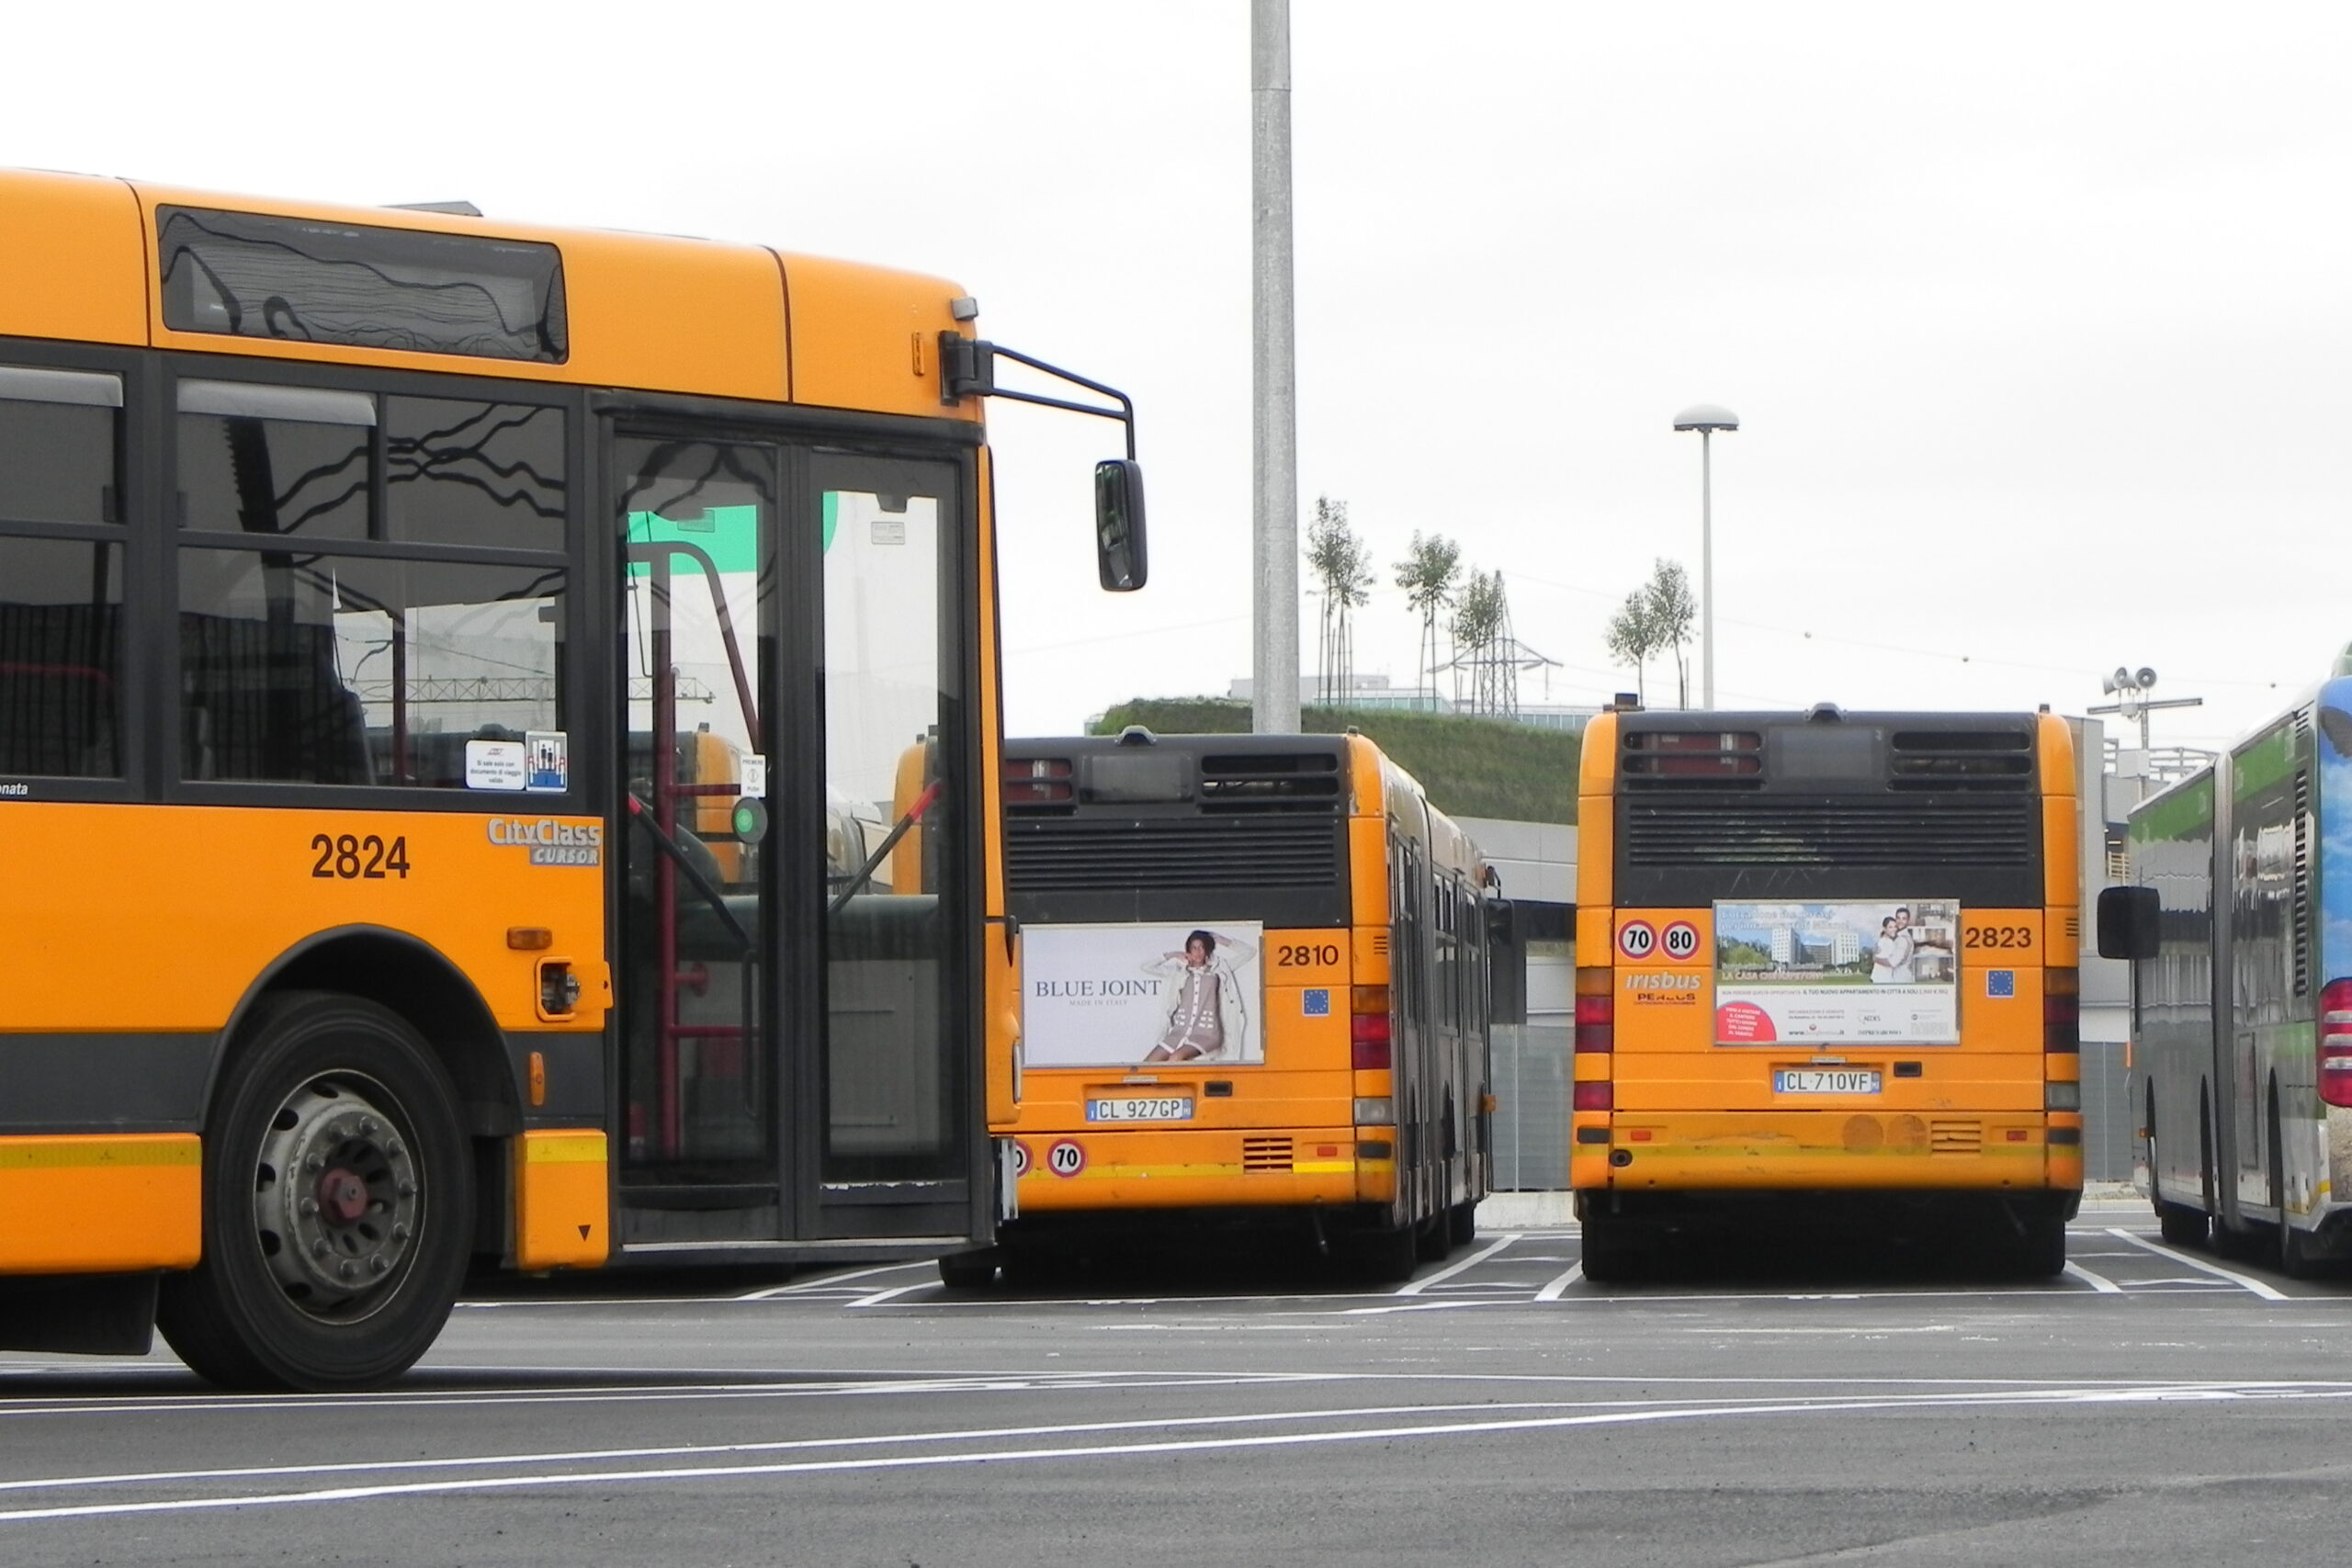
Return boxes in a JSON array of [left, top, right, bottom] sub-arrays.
[[1623, 972, 1702, 1005], [487, 818, 604, 866]]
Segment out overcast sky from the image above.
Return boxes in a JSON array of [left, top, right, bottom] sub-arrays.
[[19, 2, 2350, 751]]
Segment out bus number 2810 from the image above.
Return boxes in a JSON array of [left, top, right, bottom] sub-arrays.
[[1277, 942, 1340, 967]]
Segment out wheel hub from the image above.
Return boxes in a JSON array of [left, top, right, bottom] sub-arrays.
[[255, 1077, 422, 1315]]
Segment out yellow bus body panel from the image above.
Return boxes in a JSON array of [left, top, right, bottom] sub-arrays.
[[0, 170, 147, 345], [1012, 1125, 1364, 1210], [0, 1134, 200, 1273], [0, 804, 608, 1033], [513, 1131, 610, 1270], [783, 253, 971, 419], [1598, 1111, 2056, 1190]]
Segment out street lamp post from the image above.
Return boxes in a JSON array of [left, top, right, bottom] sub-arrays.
[[1673, 404, 1739, 709]]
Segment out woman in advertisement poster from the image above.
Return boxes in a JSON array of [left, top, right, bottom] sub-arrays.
[[1143, 930, 1255, 1063]]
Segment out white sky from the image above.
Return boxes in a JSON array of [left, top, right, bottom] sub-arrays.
[[18, 1, 2351, 752]]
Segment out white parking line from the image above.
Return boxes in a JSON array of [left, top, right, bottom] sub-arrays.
[[738, 1262, 931, 1301], [849, 1284, 930, 1309], [2062, 1262, 2122, 1294], [1533, 1263, 1584, 1302], [2107, 1227, 2289, 1301], [1394, 1235, 1520, 1297]]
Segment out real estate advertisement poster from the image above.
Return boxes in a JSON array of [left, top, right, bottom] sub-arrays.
[[1023, 922, 1266, 1068], [1713, 899, 1960, 1045]]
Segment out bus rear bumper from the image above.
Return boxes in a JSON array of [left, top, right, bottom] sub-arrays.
[[1572, 1110, 2081, 1198], [1011, 1124, 1368, 1211]]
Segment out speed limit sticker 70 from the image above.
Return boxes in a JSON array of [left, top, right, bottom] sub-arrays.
[[1662, 920, 1701, 961], [1011, 1140, 1033, 1178], [1046, 1139, 1086, 1178], [1618, 920, 1656, 960]]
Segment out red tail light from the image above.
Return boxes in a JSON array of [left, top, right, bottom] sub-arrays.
[[2043, 966, 2079, 1054], [1573, 1081, 1613, 1111], [1575, 990, 1614, 1055], [2323, 978, 2352, 1108], [1001, 756, 1073, 804], [1351, 1011, 1392, 1070]]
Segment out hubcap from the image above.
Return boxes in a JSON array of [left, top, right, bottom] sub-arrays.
[[254, 1077, 421, 1318]]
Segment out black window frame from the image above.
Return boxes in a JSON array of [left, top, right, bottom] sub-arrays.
[[161, 353, 589, 813], [0, 337, 148, 804]]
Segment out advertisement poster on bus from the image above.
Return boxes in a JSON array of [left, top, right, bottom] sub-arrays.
[[1712, 899, 1960, 1045], [1023, 922, 1266, 1067]]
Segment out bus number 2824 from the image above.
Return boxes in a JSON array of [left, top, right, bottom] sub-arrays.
[[310, 833, 412, 881]]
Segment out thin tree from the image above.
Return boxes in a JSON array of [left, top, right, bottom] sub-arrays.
[[1394, 531, 1461, 711], [1452, 568, 1509, 716], [1306, 496, 1373, 705], [1643, 558, 1698, 709], [1603, 589, 1659, 705]]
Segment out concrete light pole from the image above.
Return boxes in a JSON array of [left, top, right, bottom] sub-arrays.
[[1251, 0, 1300, 734], [1673, 405, 1738, 710]]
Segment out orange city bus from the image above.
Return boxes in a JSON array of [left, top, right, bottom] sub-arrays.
[[957, 730, 1507, 1281], [1572, 705, 2082, 1278], [0, 170, 1146, 1388]]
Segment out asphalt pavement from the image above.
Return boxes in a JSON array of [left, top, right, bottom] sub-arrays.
[[5, 1193, 2350, 1566]]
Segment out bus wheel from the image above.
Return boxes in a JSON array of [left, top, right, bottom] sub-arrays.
[[936, 1250, 999, 1289], [2011, 1216, 2065, 1279], [1357, 1221, 1419, 1283], [1448, 1200, 1478, 1249], [156, 992, 472, 1392], [1415, 1209, 1451, 1262], [1577, 1216, 1640, 1284], [2150, 1089, 2209, 1246]]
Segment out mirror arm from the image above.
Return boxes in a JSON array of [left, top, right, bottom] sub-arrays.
[[941, 335, 1136, 459]]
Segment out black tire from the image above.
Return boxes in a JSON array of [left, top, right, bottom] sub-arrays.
[[936, 1251, 998, 1289], [156, 992, 472, 1392], [2157, 1202, 2209, 1247], [1357, 1221, 1420, 1283], [1415, 1208, 1451, 1262], [2010, 1215, 2065, 1279], [1578, 1216, 1641, 1284], [1448, 1199, 1478, 1248]]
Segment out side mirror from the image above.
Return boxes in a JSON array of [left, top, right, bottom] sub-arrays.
[[2096, 884, 2161, 962], [1094, 458, 1148, 592]]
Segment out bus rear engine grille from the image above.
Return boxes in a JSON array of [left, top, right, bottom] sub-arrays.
[[1197, 751, 1344, 813], [1005, 818, 1345, 891], [1621, 797, 2038, 866], [1929, 1121, 1982, 1156], [1887, 730, 2035, 791], [1242, 1136, 1294, 1171]]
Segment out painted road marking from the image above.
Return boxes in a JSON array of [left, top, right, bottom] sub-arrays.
[[1394, 1234, 1520, 1296], [2062, 1261, 2122, 1293], [6, 1382, 2352, 1524], [1533, 1263, 1584, 1301], [2107, 1227, 2289, 1301]]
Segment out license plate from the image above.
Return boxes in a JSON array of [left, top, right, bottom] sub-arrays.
[[1772, 1069, 1883, 1096], [1086, 1096, 1194, 1122]]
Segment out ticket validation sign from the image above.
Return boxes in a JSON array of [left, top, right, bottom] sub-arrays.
[[1712, 899, 1961, 1046], [1023, 922, 1266, 1068]]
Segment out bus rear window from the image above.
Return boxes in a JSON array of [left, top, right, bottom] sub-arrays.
[[158, 207, 568, 364]]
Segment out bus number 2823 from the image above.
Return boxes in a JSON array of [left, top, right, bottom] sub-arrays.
[[311, 833, 412, 881], [1277, 942, 1341, 967]]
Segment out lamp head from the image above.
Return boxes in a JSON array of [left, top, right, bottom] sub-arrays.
[[1673, 403, 1740, 433]]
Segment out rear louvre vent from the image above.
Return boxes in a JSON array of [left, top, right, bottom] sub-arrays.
[[1242, 1136, 1294, 1172], [2295, 758, 2312, 998], [1887, 730, 2033, 791], [1929, 1121, 1982, 1156], [1005, 816, 1345, 892], [1622, 795, 2038, 867], [1197, 751, 1343, 812]]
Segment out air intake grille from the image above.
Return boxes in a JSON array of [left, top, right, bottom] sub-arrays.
[[1197, 751, 1343, 812], [1622, 795, 2038, 867], [1242, 1136, 1294, 1171], [1005, 816, 1345, 892], [1887, 729, 2034, 791], [1929, 1121, 1982, 1156]]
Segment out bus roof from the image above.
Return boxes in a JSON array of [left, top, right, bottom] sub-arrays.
[[0, 167, 980, 420]]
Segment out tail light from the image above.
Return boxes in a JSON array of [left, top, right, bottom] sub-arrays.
[[1575, 967, 1613, 1055], [1573, 1081, 1613, 1111], [1001, 756, 1073, 805], [2323, 979, 2352, 1107], [1351, 984, 1392, 1069], [2043, 966, 2079, 1054]]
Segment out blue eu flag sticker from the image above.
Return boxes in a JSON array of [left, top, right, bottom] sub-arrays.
[[1304, 988, 1331, 1017], [1987, 970, 2016, 998]]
